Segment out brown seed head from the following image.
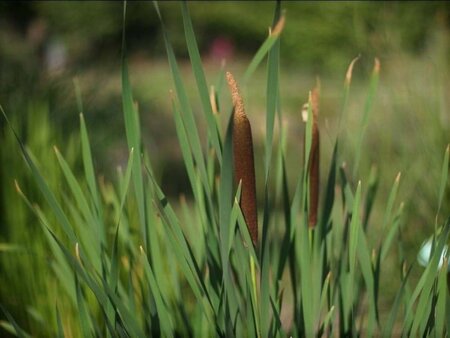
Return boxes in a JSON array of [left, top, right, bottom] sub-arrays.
[[226, 71, 258, 245]]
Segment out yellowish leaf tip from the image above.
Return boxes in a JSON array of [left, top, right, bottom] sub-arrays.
[[75, 242, 80, 261], [345, 55, 361, 85], [395, 172, 401, 183], [374, 57, 381, 74], [270, 14, 286, 37], [210, 85, 219, 115], [14, 179, 22, 194]]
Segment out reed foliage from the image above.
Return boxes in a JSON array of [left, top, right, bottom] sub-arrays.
[[1, 2, 449, 337]]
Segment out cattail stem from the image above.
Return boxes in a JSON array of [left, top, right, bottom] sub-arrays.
[[308, 87, 320, 228], [226, 71, 258, 245]]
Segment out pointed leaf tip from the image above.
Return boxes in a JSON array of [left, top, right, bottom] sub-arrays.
[[345, 55, 361, 85], [270, 14, 285, 36], [374, 57, 381, 74]]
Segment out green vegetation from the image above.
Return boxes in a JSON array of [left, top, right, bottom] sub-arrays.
[[0, 1, 449, 337]]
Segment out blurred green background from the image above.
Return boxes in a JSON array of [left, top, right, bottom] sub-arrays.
[[0, 1, 449, 334]]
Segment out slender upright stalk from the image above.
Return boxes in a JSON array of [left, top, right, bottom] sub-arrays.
[[308, 86, 320, 228]]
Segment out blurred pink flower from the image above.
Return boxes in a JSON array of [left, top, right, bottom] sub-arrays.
[[208, 36, 234, 62]]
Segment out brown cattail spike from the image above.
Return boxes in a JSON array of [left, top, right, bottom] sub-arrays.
[[226, 71, 258, 245], [308, 85, 320, 228]]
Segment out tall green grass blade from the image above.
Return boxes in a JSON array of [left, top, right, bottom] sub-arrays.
[[100, 279, 146, 338], [381, 172, 401, 234], [269, 296, 283, 337], [153, 1, 211, 202], [119, 88, 146, 228], [54, 146, 101, 257], [437, 144, 449, 219], [117, 148, 134, 226], [139, 247, 174, 336], [235, 203, 260, 269], [170, 94, 202, 206], [146, 168, 215, 325], [1, 106, 77, 244], [218, 112, 239, 330], [75, 274, 93, 338], [242, 12, 285, 84], [418, 287, 434, 336], [337, 55, 360, 136], [105, 224, 121, 330], [0, 305, 31, 338], [181, 2, 222, 164], [79, 113, 104, 241], [382, 265, 412, 336], [148, 206, 172, 300], [381, 202, 404, 261], [260, 191, 271, 338], [435, 258, 448, 338], [264, 0, 281, 182], [45, 227, 119, 330], [317, 272, 331, 330], [403, 218, 450, 334], [446, 279, 450, 335], [274, 136, 292, 282], [320, 142, 338, 235], [353, 58, 380, 178], [362, 165, 378, 230], [356, 217, 378, 333], [297, 223, 314, 336], [55, 304, 65, 338], [321, 306, 335, 336], [347, 181, 362, 330], [121, 3, 148, 252], [260, 4, 281, 336], [228, 182, 242, 255], [31, 205, 77, 304]]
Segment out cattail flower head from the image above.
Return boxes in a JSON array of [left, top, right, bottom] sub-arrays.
[[226, 71, 258, 245]]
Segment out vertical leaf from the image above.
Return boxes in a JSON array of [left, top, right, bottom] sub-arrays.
[[121, 3, 148, 250], [180, 2, 222, 164]]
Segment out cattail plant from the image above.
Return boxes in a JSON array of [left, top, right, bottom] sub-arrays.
[[226, 71, 258, 245]]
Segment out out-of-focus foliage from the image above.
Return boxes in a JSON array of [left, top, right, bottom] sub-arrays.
[[0, 103, 80, 336], [1, 2, 449, 71]]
